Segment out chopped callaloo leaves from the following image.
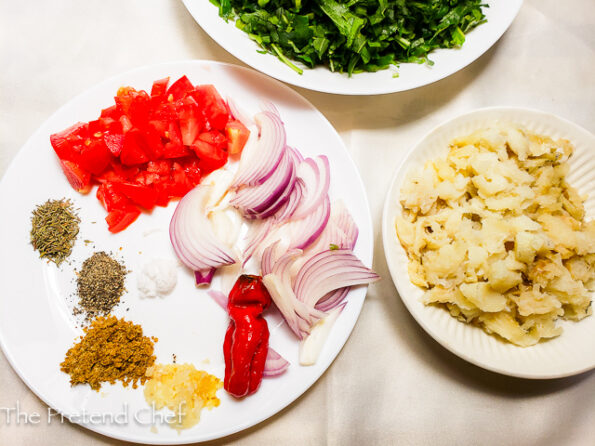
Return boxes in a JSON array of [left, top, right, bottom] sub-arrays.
[[213, 0, 487, 76], [329, 243, 339, 250]]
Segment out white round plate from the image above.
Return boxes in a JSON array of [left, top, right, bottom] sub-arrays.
[[0, 61, 374, 443], [182, 0, 522, 95], [382, 107, 595, 379]]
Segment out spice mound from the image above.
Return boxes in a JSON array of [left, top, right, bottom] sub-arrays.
[[61, 315, 157, 391], [30, 198, 80, 265], [144, 364, 222, 430], [77, 252, 127, 320]]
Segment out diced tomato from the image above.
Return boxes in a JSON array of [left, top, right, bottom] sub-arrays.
[[103, 133, 125, 156], [146, 159, 172, 176], [191, 139, 228, 173], [151, 77, 170, 98], [115, 87, 151, 129], [120, 129, 149, 165], [100, 105, 120, 120], [181, 158, 202, 185], [78, 137, 112, 175], [111, 161, 140, 181], [105, 208, 141, 233], [51, 75, 237, 233], [50, 122, 88, 164], [162, 122, 192, 159], [58, 159, 92, 194], [166, 75, 194, 100], [177, 96, 204, 146], [120, 115, 133, 133], [96, 182, 133, 211], [198, 130, 227, 149], [134, 171, 161, 186], [190, 85, 229, 131], [112, 182, 157, 209], [225, 120, 250, 155]]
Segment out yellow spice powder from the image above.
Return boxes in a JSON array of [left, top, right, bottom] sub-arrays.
[[144, 363, 222, 430], [60, 315, 157, 391]]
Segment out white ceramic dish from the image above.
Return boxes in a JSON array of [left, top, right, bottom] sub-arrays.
[[382, 107, 595, 379], [0, 61, 374, 444], [182, 0, 522, 95]]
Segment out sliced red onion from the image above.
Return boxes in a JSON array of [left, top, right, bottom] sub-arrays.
[[231, 149, 296, 219], [299, 302, 347, 366], [227, 97, 254, 127], [287, 146, 304, 164], [303, 200, 358, 256], [170, 184, 237, 272], [263, 347, 290, 377], [288, 196, 331, 250], [207, 290, 228, 311], [263, 250, 326, 339], [242, 219, 274, 265], [231, 111, 286, 187], [259, 100, 281, 117], [273, 178, 304, 223], [195, 268, 215, 287], [315, 287, 350, 312], [292, 156, 331, 220], [294, 249, 380, 309], [261, 240, 281, 277]]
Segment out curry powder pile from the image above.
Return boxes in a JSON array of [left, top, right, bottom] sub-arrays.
[[60, 316, 157, 391]]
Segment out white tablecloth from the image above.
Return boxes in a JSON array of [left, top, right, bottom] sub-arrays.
[[1, 1, 594, 444]]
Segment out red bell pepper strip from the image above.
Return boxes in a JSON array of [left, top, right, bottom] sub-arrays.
[[224, 275, 272, 398]]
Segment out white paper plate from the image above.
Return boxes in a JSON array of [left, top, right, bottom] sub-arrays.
[[182, 0, 522, 95], [0, 61, 374, 443], [382, 107, 595, 379]]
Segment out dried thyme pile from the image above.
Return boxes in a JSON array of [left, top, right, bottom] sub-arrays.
[[30, 198, 80, 265], [61, 315, 157, 391], [76, 251, 127, 320]]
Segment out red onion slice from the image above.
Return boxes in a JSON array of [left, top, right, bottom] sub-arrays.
[[227, 97, 254, 127], [315, 287, 350, 312], [259, 100, 281, 117], [273, 178, 304, 223], [292, 156, 331, 220], [231, 148, 296, 219], [299, 302, 347, 366], [294, 250, 380, 309], [288, 196, 331, 250], [207, 290, 228, 311], [195, 268, 215, 287], [231, 111, 286, 187], [169, 184, 237, 273], [263, 347, 290, 377], [263, 249, 326, 339]]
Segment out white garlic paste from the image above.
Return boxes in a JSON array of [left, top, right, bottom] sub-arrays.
[[137, 258, 178, 298]]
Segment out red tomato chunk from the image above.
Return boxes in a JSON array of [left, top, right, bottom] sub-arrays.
[[49, 76, 251, 233]]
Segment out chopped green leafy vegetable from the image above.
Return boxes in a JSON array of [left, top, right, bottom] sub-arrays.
[[212, 0, 487, 76]]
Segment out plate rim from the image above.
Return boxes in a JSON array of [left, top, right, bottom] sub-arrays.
[[181, 0, 523, 96], [381, 105, 595, 380], [0, 60, 375, 443]]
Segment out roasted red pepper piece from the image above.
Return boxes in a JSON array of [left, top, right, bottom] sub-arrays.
[[224, 275, 272, 398]]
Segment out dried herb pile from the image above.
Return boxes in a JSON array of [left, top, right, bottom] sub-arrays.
[[76, 251, 127, 320], [30, 198, 80, 265], [215, 0, 487, 75], [60, 315, 157, 391]]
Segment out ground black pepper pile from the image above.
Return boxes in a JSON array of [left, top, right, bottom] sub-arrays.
[[76, 251, 127, 320], [30, 198, 80, 265]]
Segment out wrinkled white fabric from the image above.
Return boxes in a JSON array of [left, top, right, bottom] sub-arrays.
[[1, 0, 594, 444]]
